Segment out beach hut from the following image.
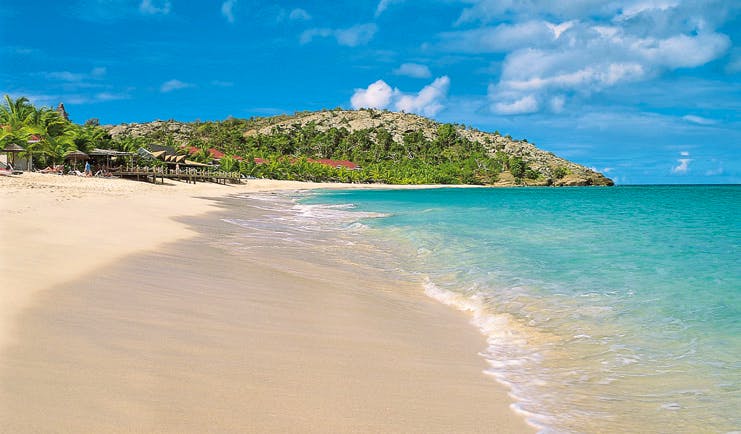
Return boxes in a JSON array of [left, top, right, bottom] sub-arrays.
[[2, 143, 25, 169], [64, 150, 89, 170], [89, 148, 135, 170]]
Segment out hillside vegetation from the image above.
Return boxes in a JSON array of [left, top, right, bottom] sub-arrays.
[[1, 95, 612, 186], [106, 108, 613, 186]]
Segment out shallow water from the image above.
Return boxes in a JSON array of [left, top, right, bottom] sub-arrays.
[[294, 186, 740, 433]]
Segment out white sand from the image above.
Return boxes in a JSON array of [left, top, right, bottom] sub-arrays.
[[0, 173, 532, 433]]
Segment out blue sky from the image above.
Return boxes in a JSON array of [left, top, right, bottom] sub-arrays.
[[1, 0, 739, 184]]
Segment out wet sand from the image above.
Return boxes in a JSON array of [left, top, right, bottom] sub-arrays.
[[0, 174, 532, 433]]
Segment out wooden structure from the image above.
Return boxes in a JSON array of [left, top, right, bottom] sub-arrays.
[[112, 164, 241, 185]]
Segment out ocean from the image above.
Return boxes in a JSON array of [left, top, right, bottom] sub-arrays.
[[227, 186, 740, 433]]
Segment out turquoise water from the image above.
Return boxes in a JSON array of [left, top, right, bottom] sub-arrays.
[[301, 186, 740, 433]]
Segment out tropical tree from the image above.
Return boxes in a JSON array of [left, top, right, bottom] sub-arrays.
[[0, 96, 40, 150]]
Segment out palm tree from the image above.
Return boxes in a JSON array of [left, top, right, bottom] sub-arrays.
[[0, 95, 44, 168], [0, 95, 41, 145], [73, 124, 109, 153]]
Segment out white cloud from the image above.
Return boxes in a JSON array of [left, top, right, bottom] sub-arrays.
[[336, 24, 378, 47], [9, 90, 131, 107], [375, 0, 404, 17], [351, 76, 451, 116], [44, 67, 107, 83], [395, 76, 450, 116], [492, 95, 539, 115], [300, 29, 330, 44], [671, 158, 691, 174], [160, 79, 193, 93], [680, 151, 690, 156], [546, 20, 576, 38], [439, 21, 556, 53], [351, 80, 395, 109], [393, 63, 432, 78], [635, 33, 730, 69], [288, 8, 311, 21], [94, 91, 129, 102], [139, 0, 171, 15], [221, 0, 236, 23], [614, 0, 680, 22], [45, 71, 87, 82], [682, 115, 716, 125], [301, 23, 377, 47], [439, 1, 734, 116]]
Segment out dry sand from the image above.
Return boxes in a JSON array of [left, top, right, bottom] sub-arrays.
[[0, 173, 532, 433]]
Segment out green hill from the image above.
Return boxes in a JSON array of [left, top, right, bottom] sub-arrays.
[[105, 108, 613, 186]]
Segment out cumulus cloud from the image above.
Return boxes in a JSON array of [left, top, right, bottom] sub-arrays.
[[350, 76, 451, 116], [160, 79, 193, 93], [301, 23, 377, 47], [492, 95, 539, 115], [221, 0, 236, 23], [439, 21, 560, 53], [671, 158, 691, 174], [139, 0, 171, 15], [288, 8, 311, 21], [393, 63, 432, 78], [350, 80, 395, 109], [440, 0, 734, 115], [396, 76, 450, 116], [671, 151, 692, 174]]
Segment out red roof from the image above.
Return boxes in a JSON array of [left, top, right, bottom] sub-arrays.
[[209, 148, 225, 159], [309, 159, 359, 170], [184, 146, 233, 160], [28, 134, 42, 143], [180, 148, 357, 169]]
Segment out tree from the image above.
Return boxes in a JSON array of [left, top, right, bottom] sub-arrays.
[[509, 157, 526, 179]]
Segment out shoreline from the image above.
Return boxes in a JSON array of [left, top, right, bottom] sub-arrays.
[[0, 174, 533, 433]]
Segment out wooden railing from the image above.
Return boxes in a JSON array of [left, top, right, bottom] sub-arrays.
[[111, 165, 242, 185]]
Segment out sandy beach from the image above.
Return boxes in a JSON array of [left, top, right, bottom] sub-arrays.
[[0, 173, 532, 433]]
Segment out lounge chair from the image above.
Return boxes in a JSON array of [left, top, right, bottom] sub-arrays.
[[1, 163, 22, 175]]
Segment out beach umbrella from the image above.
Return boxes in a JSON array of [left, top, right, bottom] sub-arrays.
[[2, 143, 25, 168], [64, 150, 89, 170], [64, 150, 88, 160]]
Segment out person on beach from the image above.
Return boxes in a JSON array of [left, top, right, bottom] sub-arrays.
[[84, 160, 92, 177]]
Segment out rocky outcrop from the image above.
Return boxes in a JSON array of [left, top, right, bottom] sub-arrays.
[[56, 103, 69, 121], [104, 120, 195, 144], [102, 109, 613, 186]]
